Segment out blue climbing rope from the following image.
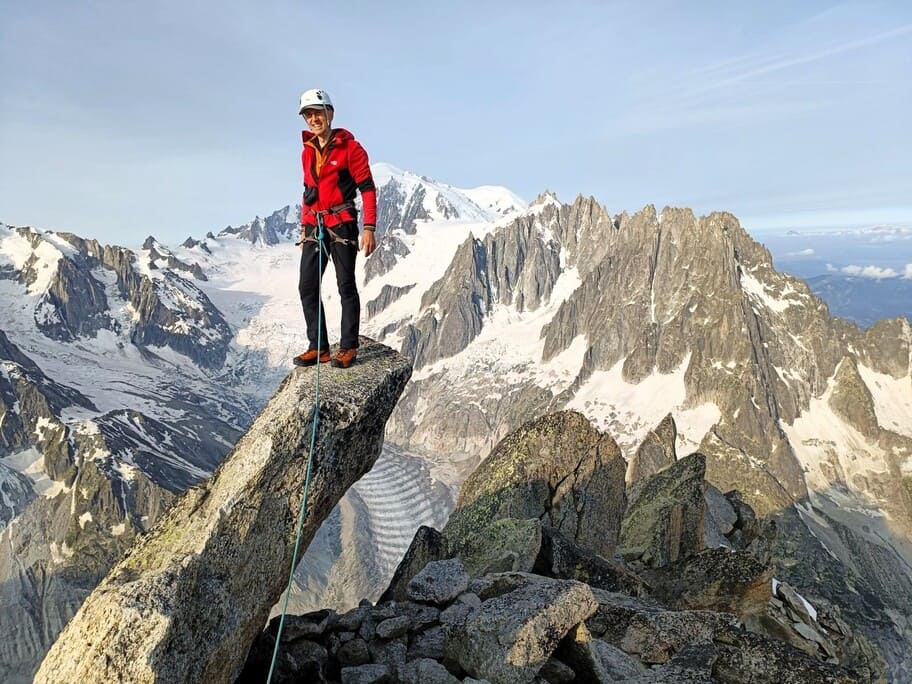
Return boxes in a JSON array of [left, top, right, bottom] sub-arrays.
[[267, 214, 330, 683]]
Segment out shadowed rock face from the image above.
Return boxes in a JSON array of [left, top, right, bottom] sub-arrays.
[[618, 453, 707, 567], [0, 329, 95, 466], [365, 233, 411, 284], [828, 357, 880, 439], [365, 282, 416, 318], [376, 178, 429, 236], [642, 547, 774, 617], [443, 410, 627, 561], [35, 339, 411, 684]]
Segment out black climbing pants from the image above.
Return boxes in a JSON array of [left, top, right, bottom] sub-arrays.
[[298, 221, 360, 351]]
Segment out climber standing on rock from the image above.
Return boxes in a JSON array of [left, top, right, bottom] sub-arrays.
[[293, 88, 377, 369]]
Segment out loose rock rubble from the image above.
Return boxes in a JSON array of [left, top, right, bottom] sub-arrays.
[[243, 412, 874, 683]]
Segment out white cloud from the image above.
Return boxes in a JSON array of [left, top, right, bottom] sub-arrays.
[[841, 264, 898, 279], [786, 248, 815, 256], [826, 263, 838, 272], [904, 264, 912, 280]]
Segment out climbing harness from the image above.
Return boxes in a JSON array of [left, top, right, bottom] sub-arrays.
[[267, 213, 330, 684], [299, 202, 360, 247]]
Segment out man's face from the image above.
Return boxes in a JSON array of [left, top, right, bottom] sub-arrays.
[[303, 108, 333, 136]]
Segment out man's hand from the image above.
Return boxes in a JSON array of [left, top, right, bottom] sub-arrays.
[[298, 227, 307, 250], [360, 228, 376, 257]]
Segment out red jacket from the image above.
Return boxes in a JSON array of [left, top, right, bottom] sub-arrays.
[[301, 128, 377, 229]]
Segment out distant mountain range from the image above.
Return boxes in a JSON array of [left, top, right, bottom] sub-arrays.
[[762, 226, 912, 326], [2, 167, 911, 681], [802, 274, 912, 328]]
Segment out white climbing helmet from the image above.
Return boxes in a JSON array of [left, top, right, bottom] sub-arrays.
[[298, 88, 333, 114]]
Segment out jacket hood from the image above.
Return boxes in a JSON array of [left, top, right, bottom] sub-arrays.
[[302, 128, 354, 145]]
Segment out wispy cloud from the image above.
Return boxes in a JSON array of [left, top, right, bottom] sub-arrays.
[[786, 248, 816, 256], [687, 24, 912, 99], [905, 264, 912, 280], [614, 22, 912, 138], [686, 48, 793, 80]]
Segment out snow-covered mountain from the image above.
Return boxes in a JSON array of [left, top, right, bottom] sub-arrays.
[[372, 162, 526, 229], [3, 163, 912, 679], [0, 222, 264, 682]]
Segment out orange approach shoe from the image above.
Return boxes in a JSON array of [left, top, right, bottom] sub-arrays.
[[292, 349, 330, 367], [331, 348, 357, 368]]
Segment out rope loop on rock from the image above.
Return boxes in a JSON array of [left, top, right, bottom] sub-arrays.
[[267, 213, 326, 683]]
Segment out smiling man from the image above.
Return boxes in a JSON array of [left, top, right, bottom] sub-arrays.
[[294, 88, 377, 369]]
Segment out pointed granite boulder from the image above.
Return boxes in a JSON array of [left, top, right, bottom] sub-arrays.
[[617, 452, 707, 567], [626, 413, 677, 489], [443, 411, 627, 561], [35, 338, 412, 684]]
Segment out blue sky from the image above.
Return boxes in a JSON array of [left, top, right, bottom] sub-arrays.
[[1, 1, 910, 246]]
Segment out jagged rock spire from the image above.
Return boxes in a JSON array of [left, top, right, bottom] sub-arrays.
[[35, 339, 412, 684]]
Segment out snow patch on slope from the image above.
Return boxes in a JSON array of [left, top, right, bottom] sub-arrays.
[[2, 448, 69, 499], [857, 364, 912, 441], [461, 185, 526, 217], [740, 271, 794, 313], [783, 375, 896, 516], [175, 234, 308, 374], [568, 353, 720, 454], [410, 266, 584, 392], [0, 224, 63, 295]]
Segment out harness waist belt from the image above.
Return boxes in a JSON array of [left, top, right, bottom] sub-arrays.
[[304, 201, 357, 217]]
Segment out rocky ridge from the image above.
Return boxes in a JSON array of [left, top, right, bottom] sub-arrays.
[[217, 205, 300, 246], [36, 338, 412, 684], [2, 225, 232, 368], [248, 411, 877, 683]]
